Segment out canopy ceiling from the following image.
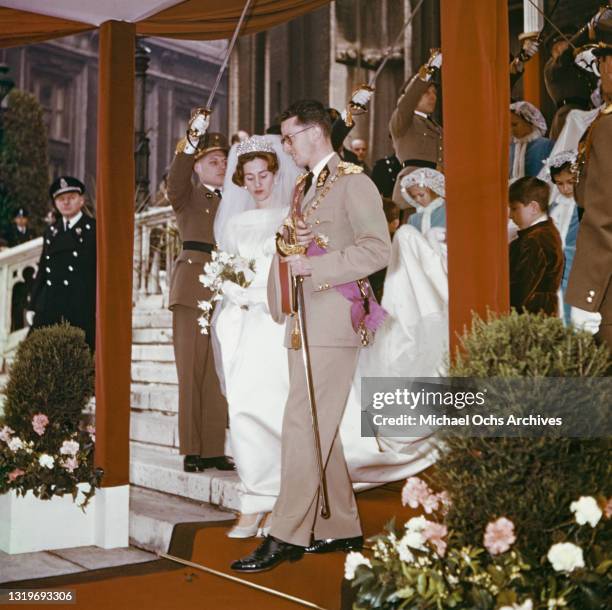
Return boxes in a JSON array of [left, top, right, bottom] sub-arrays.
[[0, 0, 331, 47]]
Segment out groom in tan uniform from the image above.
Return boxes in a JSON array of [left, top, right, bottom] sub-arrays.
[[232, 100, 391, 572]]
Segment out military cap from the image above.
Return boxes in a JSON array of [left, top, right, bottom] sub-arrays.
[[194, 132, 229, 161], [49, 176, 85, 199], [592, 15, 612, 57], [13, 207, 29, 218]]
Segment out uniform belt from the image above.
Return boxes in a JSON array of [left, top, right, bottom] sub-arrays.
[[402, 159, 437, 169], [557, 97, 589, 110], [182, 241, 214, 253]]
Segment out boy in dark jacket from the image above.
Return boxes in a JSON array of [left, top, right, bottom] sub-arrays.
[[508, 177, 563, 316]]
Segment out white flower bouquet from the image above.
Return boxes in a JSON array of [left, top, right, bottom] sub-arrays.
[[197, 249, 256, 334]]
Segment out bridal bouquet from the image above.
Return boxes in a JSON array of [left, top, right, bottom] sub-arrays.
[[197, 249, 256, 334]]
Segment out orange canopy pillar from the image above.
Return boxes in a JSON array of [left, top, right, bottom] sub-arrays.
[[95, 21, 135, 487], [441, 0, 510, 352]]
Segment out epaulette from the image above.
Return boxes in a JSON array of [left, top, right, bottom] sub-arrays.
[[337, 161, 364, 176]]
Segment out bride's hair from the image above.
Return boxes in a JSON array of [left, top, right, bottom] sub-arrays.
[[232, 152, 279, 187]]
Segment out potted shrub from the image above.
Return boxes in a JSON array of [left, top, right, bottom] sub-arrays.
[[0, 323, 103, 553], [348, 312, 611, 609]]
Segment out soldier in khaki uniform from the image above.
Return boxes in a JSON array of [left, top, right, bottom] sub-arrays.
[[232, 100, 391, 573], [566, 18, 612, 350], [167, 113, 233, 473], [389, 50, 443, 209]]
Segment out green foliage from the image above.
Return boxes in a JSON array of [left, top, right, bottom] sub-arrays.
[[0, 324, 101, 505], [4, 324, 94, 446], [0, 89, 49, 237], [434, 311, 611, 560]]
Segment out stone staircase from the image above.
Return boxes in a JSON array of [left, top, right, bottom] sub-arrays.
[[129, 297, 243, 531]]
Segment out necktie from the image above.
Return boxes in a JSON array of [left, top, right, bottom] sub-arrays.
[[64, 221, 69, 232], [214, 188, 222, 199], [303, 171, 314, 195]]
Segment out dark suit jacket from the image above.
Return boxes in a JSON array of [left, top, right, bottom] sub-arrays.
[[509, 218, 563, 316], [166, 152, 221, 310]]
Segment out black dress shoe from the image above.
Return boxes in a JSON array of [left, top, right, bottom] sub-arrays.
[[231, 536, 304, 572], [199, 456, 235, 471], [183, 455, 202, 472], [304, 536, 363, 554]]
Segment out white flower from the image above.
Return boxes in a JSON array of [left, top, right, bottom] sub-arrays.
[[7, 437, 24, 452], [0, 425, 14, 442], [396, 534, 417, 562], [39, 454, 55, 469], [60, 440, 80, 456], [500, 600, 533, 610], [241, 268, 256, 284], [199, 273, 215, 289], [217, 251, 232, 265], [405, 516, 428, 531], [344, 551, 371, 580], [570, 496, 602, 528], [547, 542, 585, 573], [197, 315, 210, 335], [198, 300, 212, 312], [547, 598, 567, 609]]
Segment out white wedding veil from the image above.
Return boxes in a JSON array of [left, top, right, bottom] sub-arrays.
[[214, 134, 300, 251]]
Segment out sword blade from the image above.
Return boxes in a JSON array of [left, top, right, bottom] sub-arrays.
[[526, 0, 575, 49], [368, 0, 425, 87], [205, 0, 254, 110]]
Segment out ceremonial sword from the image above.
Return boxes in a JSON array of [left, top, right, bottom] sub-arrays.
[[296, 275, 330, 519]]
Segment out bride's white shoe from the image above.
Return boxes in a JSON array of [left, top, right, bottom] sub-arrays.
[[227, 513, 265, 539]]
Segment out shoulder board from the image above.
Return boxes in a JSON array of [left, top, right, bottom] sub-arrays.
[[602, 103, 612, 116], [337, 161, 364, 176]]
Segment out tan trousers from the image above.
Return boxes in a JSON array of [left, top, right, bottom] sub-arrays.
[[172, 305, 227, 457], [269, 346, 362, 547]]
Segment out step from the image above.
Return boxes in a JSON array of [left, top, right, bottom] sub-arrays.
[[130, 411, 178, 449], [131, 344, 175, 362], [133, 294, 165, 310], [131, 383, 178, 413], [132, 310, 172, 329], [129, 485, 233, 554], [129, 444, 243, 511], [132, 327, 173, 344], [131, 361, 178, 385]]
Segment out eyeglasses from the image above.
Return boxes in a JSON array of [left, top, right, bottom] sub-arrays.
[[280, 125, 315, 147]]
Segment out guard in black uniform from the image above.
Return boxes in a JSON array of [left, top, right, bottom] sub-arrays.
[[28, 177, 96, 351], [4, 207, 34, 247]]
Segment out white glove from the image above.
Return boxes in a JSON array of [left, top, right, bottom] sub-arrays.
[[571, 307, 602, 335], [184, 111, 210, 155], [221, 281, 249, 308], [351, 87, 373, 107], [428, 50, 442, 70], [521, 38, 540, 59], [25, 310, 35, 326], [575, 49, 600, 76]]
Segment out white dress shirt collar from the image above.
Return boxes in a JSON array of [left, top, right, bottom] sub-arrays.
[[310, 152, 336, 186], [64, 211, 83, 229]]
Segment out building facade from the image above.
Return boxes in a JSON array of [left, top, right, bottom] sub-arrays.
[[1, 34, 228, 209]]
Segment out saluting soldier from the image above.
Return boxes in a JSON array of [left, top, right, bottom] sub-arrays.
[[232, 99, 391, 573], [28, 177, 96, 351], [566, 16, 612, 350], [389, 50, 443, 209], [544, 35, 597, 140], [167, 111, 233, 473]]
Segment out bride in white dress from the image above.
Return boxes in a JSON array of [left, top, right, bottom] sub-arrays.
[[213, 137, 439, 538]]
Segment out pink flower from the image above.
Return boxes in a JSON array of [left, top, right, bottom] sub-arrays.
[[0, 425, 14, 443], [32, 413, 49, 436], [8, 468, 25, 482], [423, 521, 448, 556], [86, 425, 96, 443], [63, 457, 79, 473], [436, 491, 452, 514], [484, 517, 516, 555], [402, 476, 432, 509], [604, 498, 612, 520]]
